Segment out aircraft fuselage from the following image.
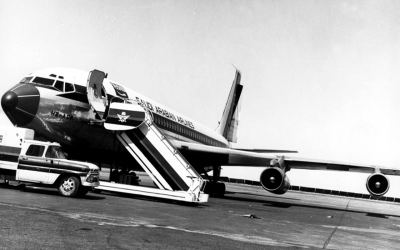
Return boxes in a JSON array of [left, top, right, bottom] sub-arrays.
[[1, 69, 229, 163]]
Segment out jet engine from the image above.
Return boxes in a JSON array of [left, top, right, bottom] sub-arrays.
[[260, 167, 290, 195], [366, 173, 390, 197]]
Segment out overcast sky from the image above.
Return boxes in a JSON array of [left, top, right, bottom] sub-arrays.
[[1, 1, 399, 175]]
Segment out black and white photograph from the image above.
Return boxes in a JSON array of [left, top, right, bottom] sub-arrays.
[[0, 1, 399, 249]]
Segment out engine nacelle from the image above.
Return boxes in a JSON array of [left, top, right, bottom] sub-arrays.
[[260, 167, 290, 194], [366, 173, 390, 197]]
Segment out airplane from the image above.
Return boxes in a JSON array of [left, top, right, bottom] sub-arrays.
[[1, 67, 399, 198]]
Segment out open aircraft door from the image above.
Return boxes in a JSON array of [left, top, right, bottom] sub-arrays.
[[87, 70, 108, 119]]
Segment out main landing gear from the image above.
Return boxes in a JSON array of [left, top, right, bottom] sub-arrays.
[[203, 166, 226, 198]]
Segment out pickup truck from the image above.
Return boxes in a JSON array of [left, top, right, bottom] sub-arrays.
[[0, 126, 99, 197]]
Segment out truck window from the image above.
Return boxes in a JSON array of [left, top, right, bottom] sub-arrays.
[[45, 146, 67, 159], [26, 145, 45, 157]]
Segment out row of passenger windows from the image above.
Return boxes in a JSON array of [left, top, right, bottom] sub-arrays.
[[20, 76, 86, 94], [153, 115, 223, 147]]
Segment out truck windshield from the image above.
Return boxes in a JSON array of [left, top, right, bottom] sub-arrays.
[[45, 146, 67, 159]]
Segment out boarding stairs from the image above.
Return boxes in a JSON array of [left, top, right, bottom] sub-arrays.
[[87, 70, 208, 203]]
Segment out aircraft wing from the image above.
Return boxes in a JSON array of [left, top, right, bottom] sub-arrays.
[[171, 140, 400, 176], [233, 148, 298, 153]]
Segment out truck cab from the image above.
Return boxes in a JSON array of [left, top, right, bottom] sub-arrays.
[[0, 126, 99, 197]]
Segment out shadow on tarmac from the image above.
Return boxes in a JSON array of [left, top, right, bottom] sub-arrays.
[[98, 190, 209, 207], [366, 213, 389, 219], [226, 191, 301, 201], [0, 182, 106, 200], [222, 192, 400, 218]]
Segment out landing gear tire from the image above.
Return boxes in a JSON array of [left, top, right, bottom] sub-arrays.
[[4, 180, 9, 185], [58, 175, 80, 197], [214, 182, 226, 198], [204, 182, 214, 195], [204, 182, 226, 197]]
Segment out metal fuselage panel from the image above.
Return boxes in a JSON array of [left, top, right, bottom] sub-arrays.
[[30, 86, 115, 149]]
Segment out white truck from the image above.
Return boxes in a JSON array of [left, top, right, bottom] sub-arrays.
[[0, 126, 100, 197]]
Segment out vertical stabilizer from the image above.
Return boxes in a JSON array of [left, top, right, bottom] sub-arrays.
[[216, 69, 243, 143]]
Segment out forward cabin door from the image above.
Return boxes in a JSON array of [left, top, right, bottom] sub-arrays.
[[87, 69, 108, 119], [87, 69, 131, 121]]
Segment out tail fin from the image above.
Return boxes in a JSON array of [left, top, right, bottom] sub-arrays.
[[216, 69, 243, 143]]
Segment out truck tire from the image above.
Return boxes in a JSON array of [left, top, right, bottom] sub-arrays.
[[58, 175, 80, 197]]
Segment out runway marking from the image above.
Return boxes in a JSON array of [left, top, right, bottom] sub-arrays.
[[0, 202, 308, 248]]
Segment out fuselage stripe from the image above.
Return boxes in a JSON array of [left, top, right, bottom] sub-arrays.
[[15, 107, 35, 117], [19, 95, 40, 98]]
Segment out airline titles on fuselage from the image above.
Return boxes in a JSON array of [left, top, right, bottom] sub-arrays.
[[135, 97, 195, 129], [108, 81, 195, 130]]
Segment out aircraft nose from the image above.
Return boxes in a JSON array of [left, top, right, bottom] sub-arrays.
[[1, 84, 40, 126], [1, 91, 18, 112]]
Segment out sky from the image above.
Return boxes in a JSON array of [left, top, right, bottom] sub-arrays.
[[1, 1, 400, 195]]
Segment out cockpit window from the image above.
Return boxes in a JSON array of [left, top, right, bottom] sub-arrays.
[[19, 77, 33, 84], [32, 77, 55, 86], [75, 85, 86, 94], [65, 82, 75, 92], [54, 81, 64, 92]]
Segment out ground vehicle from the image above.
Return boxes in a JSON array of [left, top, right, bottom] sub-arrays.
[[0, 126, 100, 197]]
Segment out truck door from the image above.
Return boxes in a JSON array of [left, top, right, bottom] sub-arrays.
[[44, 146, 63, 184], [17, 145, 49, 183]]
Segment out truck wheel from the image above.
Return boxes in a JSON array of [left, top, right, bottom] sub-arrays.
[[58, 176, 80, 197]]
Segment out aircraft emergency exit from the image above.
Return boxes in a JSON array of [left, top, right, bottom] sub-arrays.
[[1, 67, 399, 198]]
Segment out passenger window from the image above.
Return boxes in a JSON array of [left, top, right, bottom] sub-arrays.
[[32, 77, 55, 86], [65, 82, 75, 92], [54, 81, 64, 92], [19, 77, 33, 84], [25, 145, 45, 157]]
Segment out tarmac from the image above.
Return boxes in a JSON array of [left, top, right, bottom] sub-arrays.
[[1, 175, 400, 249]]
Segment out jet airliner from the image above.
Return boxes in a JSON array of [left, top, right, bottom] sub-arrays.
[[1, 68, 398, 197]]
